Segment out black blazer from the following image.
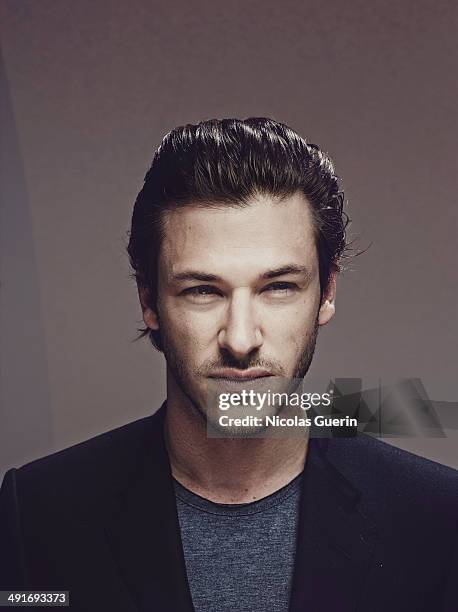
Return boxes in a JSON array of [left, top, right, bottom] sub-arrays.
[[1, 403, 457, 611]]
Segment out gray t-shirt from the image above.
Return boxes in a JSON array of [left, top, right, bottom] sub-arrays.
[[173, 472, 303, 612]]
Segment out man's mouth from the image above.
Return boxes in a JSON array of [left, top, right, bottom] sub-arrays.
[[208, 368, 273, 381]]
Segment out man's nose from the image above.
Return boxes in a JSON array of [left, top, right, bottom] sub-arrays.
[[217, 290, 263, 360]]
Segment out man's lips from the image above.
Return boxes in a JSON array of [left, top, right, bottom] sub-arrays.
[[208, 368, 273, 380]]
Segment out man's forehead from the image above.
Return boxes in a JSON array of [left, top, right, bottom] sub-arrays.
[[160, 193, 318, 277]]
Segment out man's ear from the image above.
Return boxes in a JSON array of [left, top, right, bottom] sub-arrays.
[[318, 270, 337, 326], [138, 286, 160, 331]]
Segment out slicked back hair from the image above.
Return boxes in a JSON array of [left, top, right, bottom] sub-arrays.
[[127, 117, 349, 351]]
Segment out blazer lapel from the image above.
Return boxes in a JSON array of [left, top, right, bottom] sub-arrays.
[[289, 437, 378, 612], [289, 438, 376, 612], [105, 404, 194, 612]]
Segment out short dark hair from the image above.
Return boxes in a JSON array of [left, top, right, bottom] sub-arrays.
[[127, 117, 350, 351]]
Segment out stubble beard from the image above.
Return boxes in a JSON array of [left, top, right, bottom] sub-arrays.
[[159, 318, 320, 430]]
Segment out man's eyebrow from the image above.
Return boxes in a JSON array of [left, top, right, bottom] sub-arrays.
[[171, 271, 222, 283], [171, 265, 312, 283], [260, 265, 313, 280]]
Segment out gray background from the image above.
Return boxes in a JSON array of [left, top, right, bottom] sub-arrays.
[[1, 0, 457, 479]]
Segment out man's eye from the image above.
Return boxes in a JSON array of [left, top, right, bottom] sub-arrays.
[[263, 282, 298, 294], [182, 285, 221, 298]]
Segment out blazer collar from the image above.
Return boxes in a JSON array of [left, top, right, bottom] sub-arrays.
[[105, 405, 377, 612], [289, 437, 378, 612], [105, 402, 194, 612]]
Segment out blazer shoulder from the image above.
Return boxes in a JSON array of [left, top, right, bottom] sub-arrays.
[[10, 407, 166, 514], [325, 434, 458, 512]]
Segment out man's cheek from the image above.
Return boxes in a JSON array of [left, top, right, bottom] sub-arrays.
[[172, 319, 211, 354], [288, 329, 310, 358], [186, 317, 218, 343], [165, 309, 196, 337]]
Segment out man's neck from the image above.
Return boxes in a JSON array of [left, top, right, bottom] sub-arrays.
[[164, 389, 308, 504]]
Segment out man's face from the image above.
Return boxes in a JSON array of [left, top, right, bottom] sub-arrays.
[[142, 192, 336, 426]]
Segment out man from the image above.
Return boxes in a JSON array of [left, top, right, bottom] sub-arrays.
[[0, 118, 456, 611]]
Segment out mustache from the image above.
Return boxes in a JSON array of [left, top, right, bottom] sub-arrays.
[[197, 351, 285, 375]]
